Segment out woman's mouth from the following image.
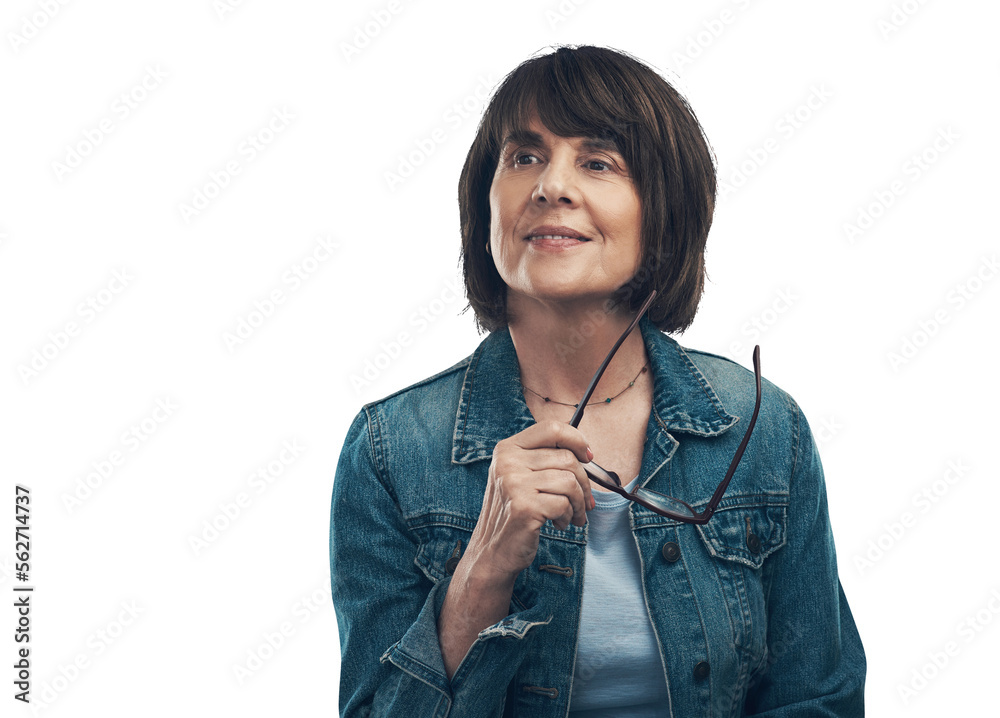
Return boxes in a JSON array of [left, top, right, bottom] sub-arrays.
[[526, 235, 591, 249]]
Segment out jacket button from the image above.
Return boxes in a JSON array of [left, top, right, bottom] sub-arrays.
[[747, 532, 761, 554], [445, 556, 460, 574], [661, 542, 680, 562], [693, 661, 710, 680]]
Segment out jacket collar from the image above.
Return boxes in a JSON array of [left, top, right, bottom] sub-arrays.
[[452, 315, 739, 464]]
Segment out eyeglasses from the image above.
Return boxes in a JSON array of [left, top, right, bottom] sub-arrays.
[[569, 290, 762, 525]]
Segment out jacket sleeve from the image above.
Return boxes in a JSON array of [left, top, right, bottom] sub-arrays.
[[744, 400, 866, 716], [330, 408, 548, 717]]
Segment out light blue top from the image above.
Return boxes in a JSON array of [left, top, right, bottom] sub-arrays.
[[569, 476, 670, 716]]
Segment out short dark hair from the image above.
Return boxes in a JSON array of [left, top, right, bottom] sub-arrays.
[[458, 45, 718, 335]]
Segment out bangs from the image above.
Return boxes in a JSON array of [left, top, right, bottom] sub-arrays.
[[482, 49, 647, 165]]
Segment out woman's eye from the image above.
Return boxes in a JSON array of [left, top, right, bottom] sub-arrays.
[[586, 159, 611, 171], [513, 152, 539, 165]]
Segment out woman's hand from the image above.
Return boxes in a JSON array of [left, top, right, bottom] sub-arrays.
[[464, 419, 596, 584], [438, 420, 595, 679]]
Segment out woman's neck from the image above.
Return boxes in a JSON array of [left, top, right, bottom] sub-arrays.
[[506, 296, 649, 408]]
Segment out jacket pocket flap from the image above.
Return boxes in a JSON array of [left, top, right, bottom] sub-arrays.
[[412, 522, 473, 583], [695, 503, 787, 569]]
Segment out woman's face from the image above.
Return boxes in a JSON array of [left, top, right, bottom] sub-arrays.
[[488, 114, 643, 311]]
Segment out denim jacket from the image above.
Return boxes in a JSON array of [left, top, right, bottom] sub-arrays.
[[330, 316, 866, 717]]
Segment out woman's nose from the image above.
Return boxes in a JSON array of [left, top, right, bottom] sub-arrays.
[[531, 158, 580, 206]]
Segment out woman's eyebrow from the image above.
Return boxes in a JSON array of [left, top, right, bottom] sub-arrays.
[[579, 137, 621, 153], [499, 130, 621, 154], [499, 129, 543, 151]]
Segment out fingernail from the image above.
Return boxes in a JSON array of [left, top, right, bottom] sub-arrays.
[[586, 447, 594, 461]]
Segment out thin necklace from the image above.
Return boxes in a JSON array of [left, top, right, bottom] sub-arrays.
[[522, 364, 648, 408]]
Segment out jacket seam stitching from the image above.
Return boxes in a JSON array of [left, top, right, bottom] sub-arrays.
[[671, 340, 738, 425], [789, 398, 803, 500], [364, 357, 471, 408], [454, 341, 486, 458], [677, 530, 701, 717], [365, 404, 401, 505], [384, 648, 452, 704]]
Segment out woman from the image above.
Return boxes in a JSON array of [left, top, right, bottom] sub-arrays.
[[331, 45, 865, 717]]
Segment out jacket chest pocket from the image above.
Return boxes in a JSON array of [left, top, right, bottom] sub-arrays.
[[696, 502, 786, 569], [693, 502, 787, 657], [412, 521, 475, 583], [411, 519, 534, 615]]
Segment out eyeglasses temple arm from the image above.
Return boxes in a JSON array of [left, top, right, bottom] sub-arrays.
[[569, 290, 657, 429], [702, 345, 762, 517]]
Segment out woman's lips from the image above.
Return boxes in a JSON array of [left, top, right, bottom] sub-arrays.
[[526, 234, 590, 250]]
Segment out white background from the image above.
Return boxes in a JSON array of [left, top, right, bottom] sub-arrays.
[[2, 0, 998, 715]]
